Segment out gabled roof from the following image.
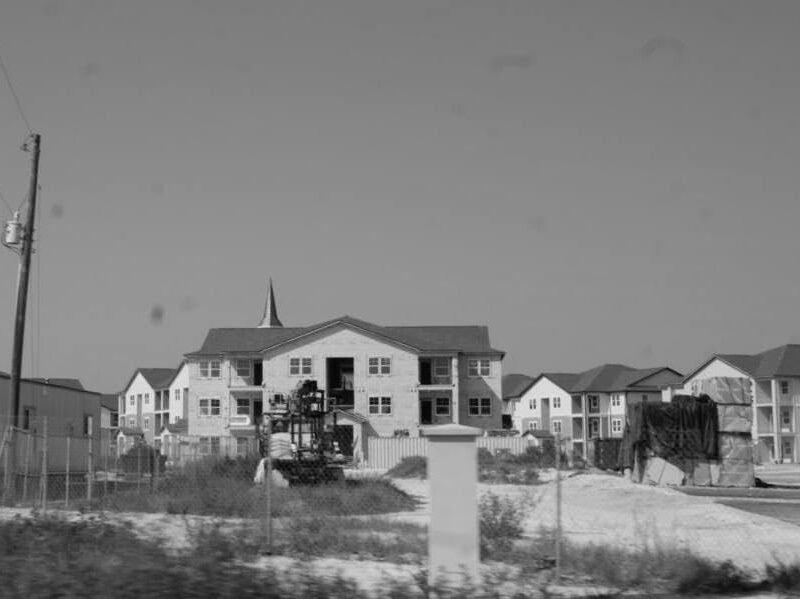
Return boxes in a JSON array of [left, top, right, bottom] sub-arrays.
[[161, 419, 188, 435], [187, 315, 504, 357], [701, 345, 800, 380], [28, 377, 84, 390], [502, 374, 535, 400], [523, 366, 679, 396], [122, 368, 178, 393]]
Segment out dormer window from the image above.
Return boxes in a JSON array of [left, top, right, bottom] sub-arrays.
[[468, 359, 490, 377]]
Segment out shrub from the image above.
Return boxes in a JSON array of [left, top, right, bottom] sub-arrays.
[[479, 492, 525, 559]]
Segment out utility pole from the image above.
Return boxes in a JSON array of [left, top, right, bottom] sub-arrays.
[[9, 133, 41, 429]]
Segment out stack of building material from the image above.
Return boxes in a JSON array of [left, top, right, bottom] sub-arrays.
[[699, 377, 755, 488]]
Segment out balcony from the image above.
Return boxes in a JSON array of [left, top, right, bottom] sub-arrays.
[[419, 358, 453, 387], [229, 414, 252, 428]]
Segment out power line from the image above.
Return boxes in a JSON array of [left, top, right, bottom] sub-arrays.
[[0, 49, 33, 135]]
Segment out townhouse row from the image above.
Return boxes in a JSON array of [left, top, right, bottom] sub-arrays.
[[117, 282, 506, 459], [504, 343, 800, 464]]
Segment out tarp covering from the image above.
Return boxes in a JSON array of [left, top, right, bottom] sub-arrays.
[[699, 378, 751, 406], [717, 404, 752, 433], [620, 394, 719, 470]]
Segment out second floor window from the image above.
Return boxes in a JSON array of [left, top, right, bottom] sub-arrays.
[[611, 418, 623, 434], [781, 380, 790, 395], [434, 358, 450, 378], [588, 395, 599, 411], [552, 421, 562, 433], [129, 395, 134, 407], [143, 417, 150, 431], [529, 398, 537, 410], [368, 357, 391, 375], [236, 360, 251, 378], [611, 395, 621, 407], [551, 397, 561, 409], [199, 398, 221, 416], [236, 399, 250, 416], [289, 357, 312, 376], [468, 359, 490, 377], [200, 360, 221, 378]]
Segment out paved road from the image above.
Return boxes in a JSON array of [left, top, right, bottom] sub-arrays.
[[678, 465, 800, 526]]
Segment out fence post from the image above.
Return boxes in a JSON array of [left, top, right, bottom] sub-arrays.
[[555, 431, 562, 585], [104, 435, 109, 498], [21, 431, 31, 504], [87, 434, 94, 503], [422, 424, 482, 589], [41, 417, 48, 513], [2, 427, 10, 505], [137, 444, 141, 492], [65, 436, 71, 508], [265, 414, 273, 553]]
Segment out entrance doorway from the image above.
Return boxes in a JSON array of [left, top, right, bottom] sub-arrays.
[[420, 399, 433, 425]]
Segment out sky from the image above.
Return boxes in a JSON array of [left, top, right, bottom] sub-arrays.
[[1, 0, 800, 393]]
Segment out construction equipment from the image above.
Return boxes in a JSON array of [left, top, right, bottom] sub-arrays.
[[257, 379, 345, 485]]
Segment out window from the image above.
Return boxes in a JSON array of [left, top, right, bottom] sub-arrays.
[[129, 395, 135, 407], [368, 357, 391, 375], [236, 360, 251, 378], [111, 413, 119, 428], [468, 359, 490, 377], [199, 398, 221, 416], [289, 357, 312, 376], [529, 398, 537, 410], [368, 396, 392, 415], [611, 395, 621, 407], [588, 395, 599, 411], [236, 399, 250, 416], [211, 437, 221, 454], [528, 421, 538, 430], [552, 421, 562, 434], [199, 360, 221, 378], [468, 398, 491, 416], [551, 397, 561, 409], [781, 380, 790, 395], [611, 418, 623, 434], [641, 394, 649, 402], [434, 358, 450, 377], [128, 416, 135, 428], [144, 393, 150, 407], [435, 397, 450, 416], [143, 417, 150, 431]]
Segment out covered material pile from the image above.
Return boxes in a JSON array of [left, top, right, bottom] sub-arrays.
[[620, 377, 754, 487]]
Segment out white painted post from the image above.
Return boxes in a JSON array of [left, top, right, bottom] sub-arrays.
[[421, 424, 482, 589]]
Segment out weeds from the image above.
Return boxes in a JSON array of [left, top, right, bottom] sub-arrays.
[[479, 492, 526, 559]]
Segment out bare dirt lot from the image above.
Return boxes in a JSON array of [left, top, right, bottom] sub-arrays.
[[392, 470, 800, 576]]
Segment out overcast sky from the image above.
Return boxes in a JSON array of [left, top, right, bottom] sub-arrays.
[[1, 0, 800, 393]]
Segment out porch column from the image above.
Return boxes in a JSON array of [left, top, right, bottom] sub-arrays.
[[422, 424, 481, 588], [451, 356, 459, 424], [772, 379, 780, 463]]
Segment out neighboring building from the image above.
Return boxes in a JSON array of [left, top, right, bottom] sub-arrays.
[[181, 284, 504, 457], [118, 368, 176, 446], [501, 374, 535, 430], [0, 373, 102, 471], [99, 393, 120, 459], [680, 344, 800, 464], [509, 365, 683, 458]]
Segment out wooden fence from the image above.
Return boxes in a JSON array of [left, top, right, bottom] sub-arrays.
[[365, 436, 537, 470]]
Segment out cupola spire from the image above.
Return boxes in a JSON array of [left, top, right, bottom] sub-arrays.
[[258, 278, 283, 328]]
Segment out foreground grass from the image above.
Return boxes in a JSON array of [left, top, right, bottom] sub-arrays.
[[4, 513, 800, 597], [86, 457, 417, 518]]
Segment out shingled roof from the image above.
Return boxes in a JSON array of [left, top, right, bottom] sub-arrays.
[[523, 366, 680, 395], [502, 374, 535, 400], [187, 315, 503, 356], [715, 345, 800, 379]]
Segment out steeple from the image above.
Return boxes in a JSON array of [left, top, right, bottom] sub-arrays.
[[258, 278, 284, 328]]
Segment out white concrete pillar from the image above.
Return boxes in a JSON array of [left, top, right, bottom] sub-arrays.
[[422, 423, 481, 589]]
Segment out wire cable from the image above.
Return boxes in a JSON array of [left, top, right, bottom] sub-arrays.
[[0, 188, 14, 215], [0, 49, 33, 134]]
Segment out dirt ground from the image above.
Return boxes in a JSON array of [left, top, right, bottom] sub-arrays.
[[392, 470, 800, 577]]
